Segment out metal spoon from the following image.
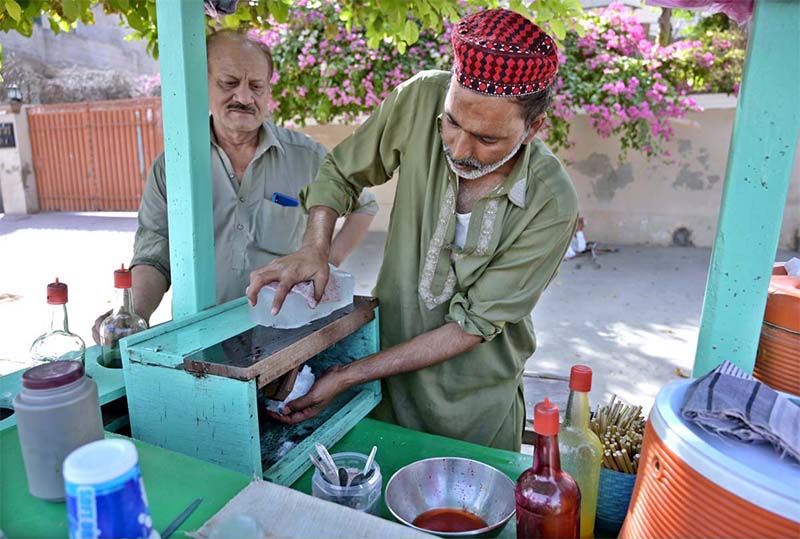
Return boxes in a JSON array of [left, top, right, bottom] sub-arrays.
[[309, 453, 339, 485], [348, 468, 375, 487], [338, 467, 349, 487], [315, 443, 337, 472], [362, 446, 377, 475]]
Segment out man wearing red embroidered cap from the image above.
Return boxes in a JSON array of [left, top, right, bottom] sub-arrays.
[[248, 9, 578, 450]]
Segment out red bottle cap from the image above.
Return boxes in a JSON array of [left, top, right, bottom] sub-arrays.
[[22, 360, 84, 390], [569, 365, 593, 392], [114, 264, 132, 289], [46, 278, 68, 305], [534, 397, 560, 436]]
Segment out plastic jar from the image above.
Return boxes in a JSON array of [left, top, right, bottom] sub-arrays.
[[311, 452, 382, 515], [13, 360, 104, 501]]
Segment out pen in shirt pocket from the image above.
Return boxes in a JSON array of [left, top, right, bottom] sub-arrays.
[[271, 192, 300, 207]]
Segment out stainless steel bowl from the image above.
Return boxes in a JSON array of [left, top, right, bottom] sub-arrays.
[[385, 457, 516, 537]]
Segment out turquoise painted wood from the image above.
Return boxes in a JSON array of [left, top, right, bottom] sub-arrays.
[[0, 346, 125, 432], [264, 386, 381, 485], [121, 300, 381, 482], [121, 299, 263, 475], [156, 0, 216, 318], [694, 0, 800, 376], [124, 357, 263, 476], [123, 298, 251, 368], [264, 313, 382, 485]]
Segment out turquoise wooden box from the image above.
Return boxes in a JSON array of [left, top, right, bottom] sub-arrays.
[[120, 296, 380, 486]]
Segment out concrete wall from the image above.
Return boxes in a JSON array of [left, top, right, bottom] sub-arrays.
[[0, 7, 158, 76], [298, 94, 800, 250], [0, 106, 38, 214], [563, 94, 799, 250]]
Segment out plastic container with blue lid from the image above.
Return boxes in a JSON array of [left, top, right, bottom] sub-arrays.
[[63, 439, 159, 539]]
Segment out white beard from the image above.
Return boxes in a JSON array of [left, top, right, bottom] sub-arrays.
[[444, 130, 529, 181]]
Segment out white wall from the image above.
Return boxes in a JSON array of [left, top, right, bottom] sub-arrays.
[[562, 94, 799, 249], [0, 7, 158, 76], [0, 106, 38, 214]]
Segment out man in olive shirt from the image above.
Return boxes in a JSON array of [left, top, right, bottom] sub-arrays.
[[248, 10, 577, 450], [92, 31, 375, 341]]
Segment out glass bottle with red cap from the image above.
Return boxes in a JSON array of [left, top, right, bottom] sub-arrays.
[[516, 397, 580, 539], [99, 264, 148, 368], [559, 365, 603, 538], [30, 278, 86, 366]]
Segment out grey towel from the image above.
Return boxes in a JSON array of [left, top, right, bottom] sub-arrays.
[[681, 361, 800, 463]]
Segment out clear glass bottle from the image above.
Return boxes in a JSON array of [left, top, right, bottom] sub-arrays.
[[560, 365, 603, 538], [516, 397, 580, 539], [99, 265, 147, 368], [30, 278, 85, 366]]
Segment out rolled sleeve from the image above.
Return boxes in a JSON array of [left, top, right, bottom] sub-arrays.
[[300, 77, 420, 216], [352, 188, 379, 216], [130, 154, 171, 283], [445, 211, 577, 342]]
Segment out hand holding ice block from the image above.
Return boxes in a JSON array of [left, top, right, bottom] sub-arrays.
[[250, 267, 354, 329]]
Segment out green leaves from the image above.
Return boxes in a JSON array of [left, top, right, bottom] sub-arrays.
[[404, 20, 420, 46], [267, 0, 290, 23], [0, 0, 584, 61], [4, 0, 23, 21], [62, 0, 82, 21], [549, 19, 566, 41]]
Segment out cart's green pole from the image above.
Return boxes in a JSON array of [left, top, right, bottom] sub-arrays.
[[694, 0, 800, 376], [156, 1, 216, 317]]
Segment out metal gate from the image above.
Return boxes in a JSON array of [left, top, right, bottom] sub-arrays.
[[27, 98, 163, 211]]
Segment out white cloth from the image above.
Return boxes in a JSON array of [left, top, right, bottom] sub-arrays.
[[785, 257, 800, 276], [265, 366, 315, 414], [454, 212, 472, 250], [564, 230, 586, 259]]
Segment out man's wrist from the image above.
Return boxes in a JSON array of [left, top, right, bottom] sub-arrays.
[[302, 205, 338, 258], [302, 242, 330, 262], [339, 361, 366, 389]]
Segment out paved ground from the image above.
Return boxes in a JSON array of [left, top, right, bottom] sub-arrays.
[[1, 211, 795, 415]]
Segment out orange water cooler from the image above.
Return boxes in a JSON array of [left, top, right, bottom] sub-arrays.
[[753, 263, 800, 395], [619, 380, 800, 538]]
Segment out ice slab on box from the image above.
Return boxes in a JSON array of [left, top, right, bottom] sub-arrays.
[[251, 267, 354, 329]]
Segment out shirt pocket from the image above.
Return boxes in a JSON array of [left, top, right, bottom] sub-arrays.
[[241, 198, 306, 271]]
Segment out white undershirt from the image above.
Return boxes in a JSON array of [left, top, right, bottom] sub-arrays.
[[454, 212, 472, 250]]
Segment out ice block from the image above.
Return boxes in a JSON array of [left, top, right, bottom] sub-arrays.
[[250, 267, 354, 329]]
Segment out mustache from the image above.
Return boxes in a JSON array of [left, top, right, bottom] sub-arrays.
[[443, 146, 484, 170], [227, 101, 257, 114]]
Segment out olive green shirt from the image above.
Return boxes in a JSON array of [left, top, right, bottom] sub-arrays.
[[302, 71, 578, 451], [132, 121, 377, 305]]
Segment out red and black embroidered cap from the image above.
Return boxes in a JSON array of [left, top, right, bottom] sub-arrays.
[[452, 8, 558, 96]]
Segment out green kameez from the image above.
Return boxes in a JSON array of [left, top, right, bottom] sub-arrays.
[[302, 71, 578, 450]]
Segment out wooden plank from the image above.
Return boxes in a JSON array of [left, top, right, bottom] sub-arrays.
[[156, 0, 216, 318], [693, 0, 800, 376], [183, 297, 378, 387]]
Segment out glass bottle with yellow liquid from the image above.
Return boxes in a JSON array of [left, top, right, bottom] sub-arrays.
[[559, 365, 603, 538]]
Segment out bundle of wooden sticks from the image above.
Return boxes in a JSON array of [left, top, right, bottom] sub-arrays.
[[589, 395, 646, 474]]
